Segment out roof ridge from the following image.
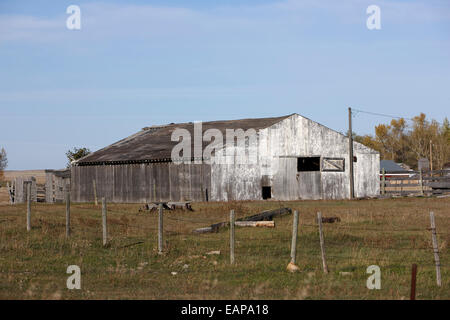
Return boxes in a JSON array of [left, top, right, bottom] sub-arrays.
[[141, 114, 292, 130], [75, 114, 299, 165]]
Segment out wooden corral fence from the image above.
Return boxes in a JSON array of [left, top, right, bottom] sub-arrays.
[[45, 169, 71, 203], [7, 177, 37, 204], [7, 178, 46, 203], [5, 170, 70, 204], [380, 169, 450, 197]]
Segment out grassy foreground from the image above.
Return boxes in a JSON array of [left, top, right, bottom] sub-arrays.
[[0, 198, 448, 300]]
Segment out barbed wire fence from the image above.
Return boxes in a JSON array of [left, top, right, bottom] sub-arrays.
[[104, 202, 448, 278], [2, 195, 448, 298]]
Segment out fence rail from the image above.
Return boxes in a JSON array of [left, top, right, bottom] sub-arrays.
[[380, 169, 450, 196]]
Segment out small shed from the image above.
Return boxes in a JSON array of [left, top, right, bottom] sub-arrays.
[[418, 158, 430, 171], [380, 160, 412, 178]]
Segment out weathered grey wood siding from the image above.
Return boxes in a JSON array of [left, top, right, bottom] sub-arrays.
[[72, 114, 379, 202], [210, 114, 379, 201], [45, 172, 54, 203], [71, 163, 210, 203], [13, 176, 37, 203]]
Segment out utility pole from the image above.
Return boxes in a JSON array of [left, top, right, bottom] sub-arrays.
[[348, 107, 355, 199]]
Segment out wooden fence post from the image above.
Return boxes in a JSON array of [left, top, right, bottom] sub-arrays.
[[429, 212, 441, 286], [102, 197, 108, 246], [410, 264, 417, 300], [290, 210, 299, 264], [158, 203, 163, 254], [381, 168, 386, 195], [26, 182, 31, 231], [65, 190, 71, 237], [419, 170, 424, 196], [93, 180, 98, 206], [230, 210, 235, 265], [6, 181, 13, 204], [317, 212, 329, 274]]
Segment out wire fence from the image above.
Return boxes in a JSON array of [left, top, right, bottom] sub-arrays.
[[1, 201, 448, 286]]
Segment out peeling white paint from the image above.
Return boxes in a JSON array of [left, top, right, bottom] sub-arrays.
[[211, 114, 379, 201]]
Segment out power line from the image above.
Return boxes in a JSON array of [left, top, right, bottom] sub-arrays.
[[352, 108, 416, 122], [352, 108, 444, 126]]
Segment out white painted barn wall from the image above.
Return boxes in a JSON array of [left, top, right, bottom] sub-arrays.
[[210, 114, 379, 201]]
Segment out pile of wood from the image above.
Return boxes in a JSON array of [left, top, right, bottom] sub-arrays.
[[193, 207, 291, 234], [139, 201, 194, 212]]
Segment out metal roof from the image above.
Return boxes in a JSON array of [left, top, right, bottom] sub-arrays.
[[75, 115, 292, 165], [380, 160, 408, 172]]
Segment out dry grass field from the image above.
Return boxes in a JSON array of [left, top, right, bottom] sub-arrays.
[[0, 170, 47, 204], [2, 170, 47, 184], [0, 188, 9, 204], [0, 198, 448, 300]]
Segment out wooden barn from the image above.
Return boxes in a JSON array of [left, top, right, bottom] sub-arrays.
[[71, 114, 380, 203]]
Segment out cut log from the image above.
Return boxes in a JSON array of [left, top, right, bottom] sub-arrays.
[[238, 207, 292, 222], [210, 221, 228, 232], [193, 208, 292, 233], [193, 208, 291, 233], [193, 227, 214, 234], [206, 251, 221, 255], [235, 221, 275, 228], [167, 201, 194, 211]]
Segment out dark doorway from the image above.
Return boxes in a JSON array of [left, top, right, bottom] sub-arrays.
[[262, 186, 271, 200], [297, 157, 321, 172]]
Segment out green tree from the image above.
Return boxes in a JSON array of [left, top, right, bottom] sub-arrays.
[[66, 147, 91, 167]]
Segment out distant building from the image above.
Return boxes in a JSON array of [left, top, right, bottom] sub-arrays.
[[418, 158, 430, 171], [380, 160, 412, 178]]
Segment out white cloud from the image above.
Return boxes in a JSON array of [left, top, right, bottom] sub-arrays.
[[1, 1, 448, 45], [0, 14, 63, 42]]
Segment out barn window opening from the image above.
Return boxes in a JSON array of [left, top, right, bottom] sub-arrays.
[[262, 186, 271, 200], [322, 158, 345, 172], [297, 157, 320, 172]]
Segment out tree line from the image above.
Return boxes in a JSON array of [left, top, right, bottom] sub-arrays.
[[354, 113, 450, 170]]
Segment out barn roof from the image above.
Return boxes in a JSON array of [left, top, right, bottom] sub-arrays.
[[75, 115, 292, 165]]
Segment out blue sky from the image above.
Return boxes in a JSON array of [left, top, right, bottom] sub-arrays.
[[1, 0, 449, 170]]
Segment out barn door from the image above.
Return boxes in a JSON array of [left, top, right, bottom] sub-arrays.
[[296, 157, 322, 199]]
